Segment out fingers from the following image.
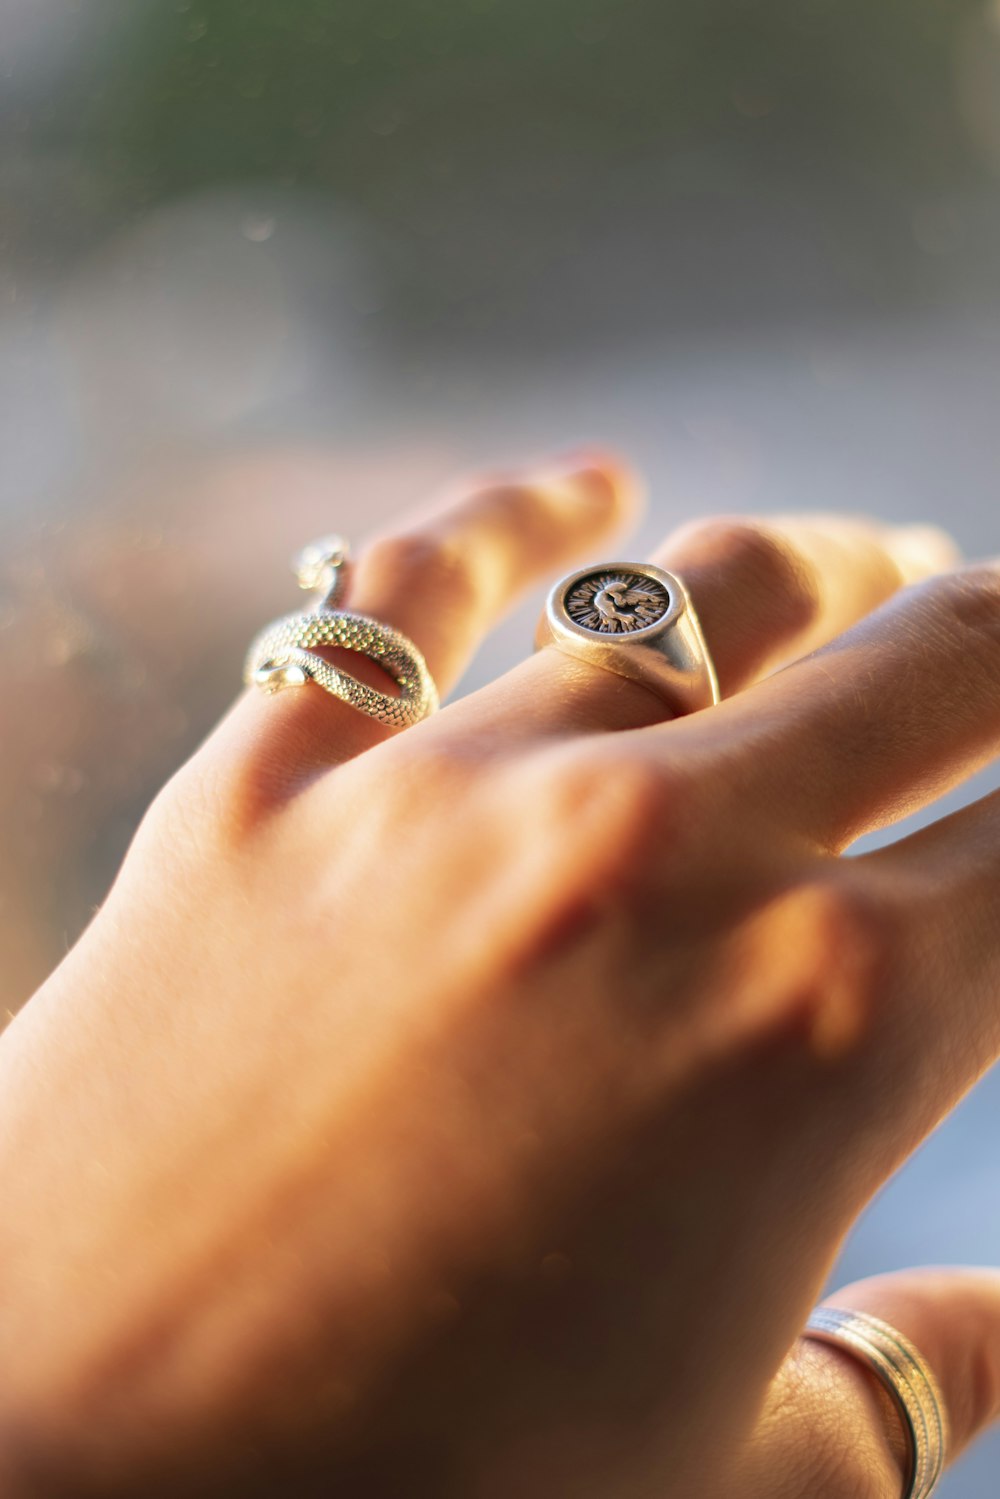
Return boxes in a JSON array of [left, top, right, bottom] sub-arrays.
[[195, 451, 638, 803], [651, 514, 954, 698], [849, 786, 1000, 1116], [351, 450, 639, 693], [709, 562, 1000, 850], [819, 1270, 1000, 1468], [458, 513, 953, 744], [743, 1268, 1000, 1499], [831, 1268, 1000, 1468]]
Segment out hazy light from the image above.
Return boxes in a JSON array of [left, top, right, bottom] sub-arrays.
[[956, 4, 1000, 173]]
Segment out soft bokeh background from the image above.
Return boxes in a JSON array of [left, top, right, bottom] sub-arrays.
[[3, 1, 1000, 1489]]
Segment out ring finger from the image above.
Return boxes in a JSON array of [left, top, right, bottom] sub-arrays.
[[453, 511, 955, 742]]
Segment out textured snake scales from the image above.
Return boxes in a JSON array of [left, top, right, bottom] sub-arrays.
[[244, 536, 439, 728]]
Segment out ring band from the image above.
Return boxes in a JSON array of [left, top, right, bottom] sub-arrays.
[[535, 561, 720, 715], [244, 536, 439, 729], [803, 1306, 948, 1499]]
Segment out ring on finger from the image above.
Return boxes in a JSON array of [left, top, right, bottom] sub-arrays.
[[803, 1306, 948, 1499], [244, 536, 439, 729], [535, 560, 720, 715]]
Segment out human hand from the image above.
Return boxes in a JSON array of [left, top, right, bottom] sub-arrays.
[[1, 452, 997, 1499]]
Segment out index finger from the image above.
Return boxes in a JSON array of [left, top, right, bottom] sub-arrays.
[[190, 451, 639, 808]]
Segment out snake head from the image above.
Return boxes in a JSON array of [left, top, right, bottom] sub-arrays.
[[252, 659, 309, 693], [293, 535, 350, 594]]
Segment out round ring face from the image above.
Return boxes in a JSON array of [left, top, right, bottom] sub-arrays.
[[563, 568, 672, 635]]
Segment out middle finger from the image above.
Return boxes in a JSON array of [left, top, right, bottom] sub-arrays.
[[448, 512, 953, 742]]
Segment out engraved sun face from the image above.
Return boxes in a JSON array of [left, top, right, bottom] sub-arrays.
[[564, 570, 671, 634]]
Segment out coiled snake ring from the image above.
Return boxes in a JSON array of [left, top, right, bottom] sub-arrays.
[[244, 536, 439, 729]]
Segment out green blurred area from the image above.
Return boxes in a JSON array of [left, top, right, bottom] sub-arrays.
[[34, 0, 985, 215], [9, 0, 986, 347]]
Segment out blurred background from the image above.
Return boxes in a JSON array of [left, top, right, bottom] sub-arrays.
[[3, 1, 1000, 1489]]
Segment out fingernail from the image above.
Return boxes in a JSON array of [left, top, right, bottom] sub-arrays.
[[891, 523, 961, 582]]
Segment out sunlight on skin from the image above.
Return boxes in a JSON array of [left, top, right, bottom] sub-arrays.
[[0, 442, 461, 1015]]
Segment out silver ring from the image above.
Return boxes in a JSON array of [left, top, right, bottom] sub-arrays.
[[803, 1307, 948, 1499], [535, 561, 720, 714], [244, 535, 439, 729]]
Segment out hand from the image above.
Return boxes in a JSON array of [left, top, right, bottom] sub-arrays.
[[1, 451, 997, 1499]]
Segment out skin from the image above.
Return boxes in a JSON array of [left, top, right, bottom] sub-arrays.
[[0, 444, 456, 1014], [2, 450, 1000, 1498]]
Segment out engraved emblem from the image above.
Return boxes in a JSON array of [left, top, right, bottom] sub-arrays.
[[564, 570, 670, 634]]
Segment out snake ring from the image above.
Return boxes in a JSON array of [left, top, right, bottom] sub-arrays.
[[244, 536, 439, 729]]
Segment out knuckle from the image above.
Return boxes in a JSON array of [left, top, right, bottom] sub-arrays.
[[460, 465, 620, 541], [681, 516, 821, 631], [394, 732, 476, 799], [466, 476, 543, 527], [917, 564, 1000, 659], [744, 878, 896, 1062], [485, 747, 684, 978], [364, 530, 481, 617], [378, 731, 498, 836], [126, 760, 229, 875], [459, 473, 571, 568], [149, 729, 302, 852], [594, 756, 687, 874], [531, 745, 691, 904]]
